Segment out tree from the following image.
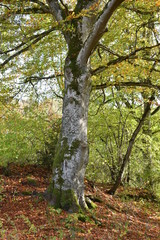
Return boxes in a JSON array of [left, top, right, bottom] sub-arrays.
[[87, 88, 159, 194], [107, 94, 155, 194], [1, 0, 160, 212], [45, 0, 126, 212]]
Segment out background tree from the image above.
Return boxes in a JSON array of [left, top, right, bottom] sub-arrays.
[[88, 88, 160, 196]]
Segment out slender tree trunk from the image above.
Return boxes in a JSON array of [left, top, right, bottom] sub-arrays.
[[47, 55, 91, 212], [142, 100, 152, 187], [108, 95, 154, 195]]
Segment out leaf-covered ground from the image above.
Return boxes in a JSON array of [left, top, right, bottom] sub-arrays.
[[0, 164, 159, 239]]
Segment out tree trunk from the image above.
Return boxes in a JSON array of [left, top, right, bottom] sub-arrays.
[[108, 95, 154, 195], [142, 100, 152, 187], [47, 56, 91, 212], [45, 0, 125, 212]]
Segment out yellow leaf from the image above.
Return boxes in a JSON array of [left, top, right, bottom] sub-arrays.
[[156, 0, 160, 6]]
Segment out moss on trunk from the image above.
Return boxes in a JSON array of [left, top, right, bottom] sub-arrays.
[[47, 138, 87, 212], [51, 187, 80, 212]]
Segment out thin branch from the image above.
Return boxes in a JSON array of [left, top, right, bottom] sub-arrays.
[[20, 73, 64, 99], [96, 148, 115, 177], [152, 129, 160, 135], [30, 0, 51, 13], [23, 73, 63, 83], [0, 1, 51, 20], [59, 0, 69, 15], [0, 27, 57, 68], [1, 27, 56, 55], [92, 81, 160, 91], [124, 6, 158, 15], [151, 106, 160, 116], [13, 7, 51, 14], [0, 3, 10, 10], [91, 43, 160, 75], [97, 44, 121, 57]]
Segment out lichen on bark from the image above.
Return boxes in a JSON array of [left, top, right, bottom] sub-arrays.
[[47, 27, 91, 212], [47, 135, 88, 212]]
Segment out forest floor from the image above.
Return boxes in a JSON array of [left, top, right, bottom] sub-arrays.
[[0, 164, 159, 240]]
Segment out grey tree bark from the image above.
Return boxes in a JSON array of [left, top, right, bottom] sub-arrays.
[[46, 0, 124, 212]]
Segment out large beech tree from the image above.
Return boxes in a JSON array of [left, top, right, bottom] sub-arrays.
[[1, 0, 160, 212], [46, 0, 124, 212]]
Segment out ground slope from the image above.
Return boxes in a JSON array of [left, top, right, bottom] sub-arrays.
[[0, 165, 159, 239]]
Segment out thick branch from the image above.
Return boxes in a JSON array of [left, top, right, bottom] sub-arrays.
[[46, 0, 64, 21], [77, 0, 124, 65]]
